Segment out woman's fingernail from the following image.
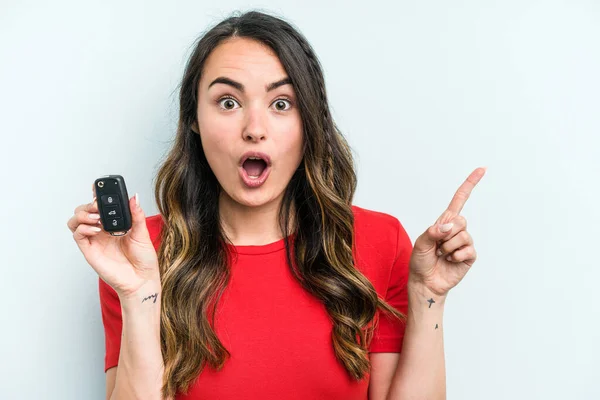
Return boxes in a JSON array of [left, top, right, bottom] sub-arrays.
[[135, 192, 139, 207], [439, 223, 454, 233], [436, 249, 443, 257], [91, 226, 101, 232], [89, 213, 100, 219], [446, 255, 453, 261]]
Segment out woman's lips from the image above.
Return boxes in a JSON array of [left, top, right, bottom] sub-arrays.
[[239, 164, 271, 188]]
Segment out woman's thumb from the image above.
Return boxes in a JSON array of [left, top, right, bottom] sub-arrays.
[[128, 193, 150, 241], [415, 222, 455, 251]]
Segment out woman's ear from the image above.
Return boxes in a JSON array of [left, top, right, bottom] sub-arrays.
[[191, 121, 199, 134]]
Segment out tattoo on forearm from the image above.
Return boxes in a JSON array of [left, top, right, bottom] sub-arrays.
[[427, 298, 435, 308], [435, 323, 439, 329], [141, 292, 158, 304]]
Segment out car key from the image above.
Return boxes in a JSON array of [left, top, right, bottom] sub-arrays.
[[93, 175, 132, 236]]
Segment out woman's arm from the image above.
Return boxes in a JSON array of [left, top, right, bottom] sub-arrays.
[[109, 281, 167, 400], [386, 278, 447, 400], [382, 168, 485, 400]]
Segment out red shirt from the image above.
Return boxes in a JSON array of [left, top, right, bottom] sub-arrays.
[[99, 205, 413, 399]]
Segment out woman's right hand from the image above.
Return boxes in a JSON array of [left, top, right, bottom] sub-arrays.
[[67, 184, 161, 299]]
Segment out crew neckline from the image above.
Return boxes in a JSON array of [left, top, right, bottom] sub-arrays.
[[225, 232, 297, 255]]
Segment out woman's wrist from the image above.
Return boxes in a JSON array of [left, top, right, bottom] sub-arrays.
[[408, 274, 448, 307], [118, 279, 163, 312]]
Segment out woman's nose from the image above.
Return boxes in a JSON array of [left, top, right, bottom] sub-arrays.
[[242, 105, 267, 142]]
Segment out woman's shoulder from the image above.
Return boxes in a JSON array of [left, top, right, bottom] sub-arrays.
[[351, 204, 408, 253], [145, 214, 165, 250], [351, 204, 403, 233], [145, 213, 164, 229], [350, 204, 412, 291]]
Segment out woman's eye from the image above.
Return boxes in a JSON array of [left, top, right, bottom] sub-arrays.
[[218, 97, 240, 110], [272, 99, 292, 111]]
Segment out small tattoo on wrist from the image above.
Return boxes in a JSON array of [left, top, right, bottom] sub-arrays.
[[142, 292, 158, 304], [427, 298, 435, 308], [435, 323, 439, 329]]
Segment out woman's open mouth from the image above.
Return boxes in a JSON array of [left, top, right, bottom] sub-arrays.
[[239, 157, 271, 188]]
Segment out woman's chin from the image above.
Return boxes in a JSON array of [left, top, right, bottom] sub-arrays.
[[220, 186, 273, 208], [236, 191, 275, 208]]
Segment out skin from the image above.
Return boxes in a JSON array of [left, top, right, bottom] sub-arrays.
[[192, 37, 304, 246]]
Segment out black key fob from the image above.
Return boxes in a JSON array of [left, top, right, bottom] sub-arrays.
[[93, 175, 132, 236]]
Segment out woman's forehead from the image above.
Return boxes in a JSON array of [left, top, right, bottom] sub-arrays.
[[201, 38, 287, 89]]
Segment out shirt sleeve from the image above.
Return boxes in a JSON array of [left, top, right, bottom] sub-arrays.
[[369, 218, 413, 353], [99, 276, 123, 372]]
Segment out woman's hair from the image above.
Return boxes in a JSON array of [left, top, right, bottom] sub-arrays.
[[153, 9, 405, 398]]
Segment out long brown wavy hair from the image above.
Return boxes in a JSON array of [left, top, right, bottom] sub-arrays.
[[152, 9, 406, 398]]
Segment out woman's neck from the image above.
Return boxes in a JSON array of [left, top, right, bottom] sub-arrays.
[[218, 191, 295, 246]]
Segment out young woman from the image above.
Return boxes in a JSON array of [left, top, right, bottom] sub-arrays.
[[67, 10, 485, 400]]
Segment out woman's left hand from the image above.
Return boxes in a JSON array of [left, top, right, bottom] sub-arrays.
[[409, 167, 486, 297]]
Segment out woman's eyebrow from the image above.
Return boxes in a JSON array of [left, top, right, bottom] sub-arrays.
[[208, 76, 292, 93]]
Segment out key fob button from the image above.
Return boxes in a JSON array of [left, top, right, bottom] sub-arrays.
[[103, 204, 122, 219], [101, 194, 120, 206], [108, 217, 124, 229]]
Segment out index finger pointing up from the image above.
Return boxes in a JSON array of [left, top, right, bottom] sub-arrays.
[[446, 167, 487, 215]]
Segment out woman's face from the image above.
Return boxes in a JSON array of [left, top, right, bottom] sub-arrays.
[[195, 37, 304, 209]]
